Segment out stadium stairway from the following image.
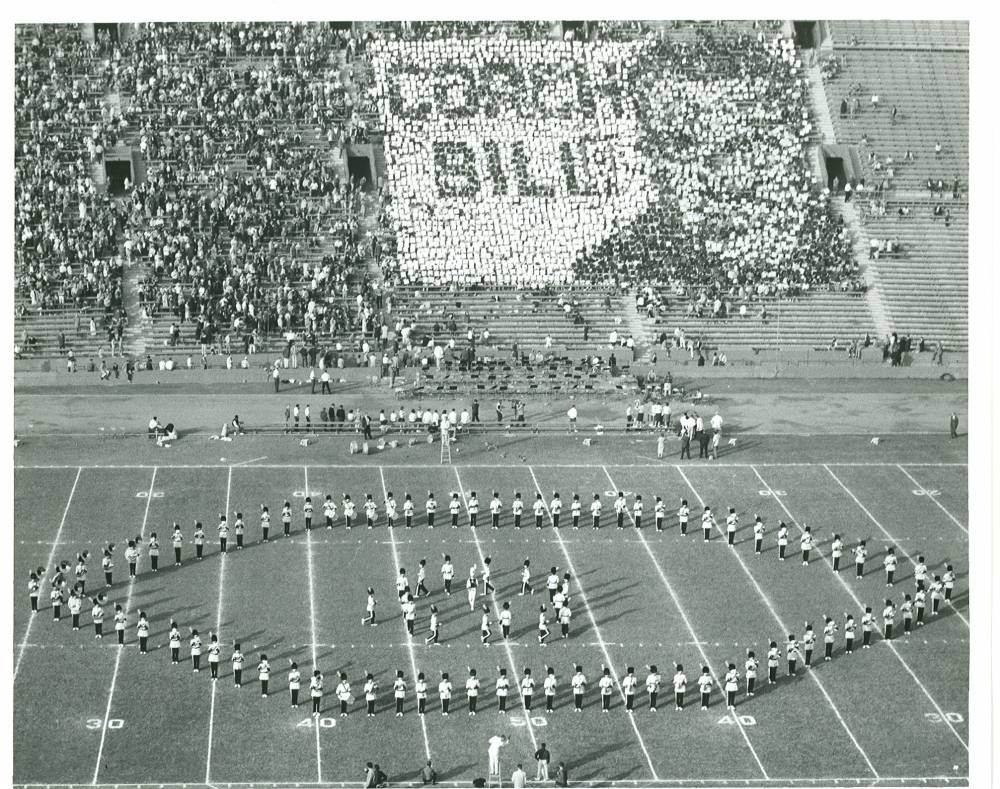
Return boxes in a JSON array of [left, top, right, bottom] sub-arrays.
[[650, 291, 878, 352], [804, 60, 890, 339], [820, 24, 969, 350]]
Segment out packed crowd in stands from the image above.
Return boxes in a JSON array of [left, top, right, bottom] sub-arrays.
[[370, 22, 862, 304], [18, 21, 869, 364]]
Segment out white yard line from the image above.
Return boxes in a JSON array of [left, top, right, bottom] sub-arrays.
[[823, 466, 970, 630], [14, 466, 82, 681], [303, 468, 323, 784], [894, 465, 969, 535], [754, 466, 968, 752], [91, 468, 157, 785], [204, 466, 233, 785], [676, 467, 881, 778], [450, 467, 539, 753], [8, 777, 973, 788], [378, 466, 432, 761], [526, 467, 661, 784], [600, 467, 769, 780], [13, 462, 969, 470]]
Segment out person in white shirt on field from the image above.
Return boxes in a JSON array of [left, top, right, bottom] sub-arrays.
[[672, 664, 687, 710], [645, 664, 661, 711], [488, 734, 508, 776], [571, 665, 587, 711], [697, 666, 713, 710], [439, 672, 453, 716], [622, 666, 638, 711], [598, 667, 615, 711], [495, 667, 510, 714]]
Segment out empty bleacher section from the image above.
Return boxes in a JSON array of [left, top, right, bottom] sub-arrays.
[[820, 22, 968, 350]]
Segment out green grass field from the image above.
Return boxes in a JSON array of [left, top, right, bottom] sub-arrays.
[[13, 454, 969, 788]]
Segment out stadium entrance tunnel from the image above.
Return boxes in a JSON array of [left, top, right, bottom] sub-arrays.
[[93, 23, 120, 44], [104, 159, 132, 196], [348, 155, 374, 192], [818, 144, 862, 193], [793, 20, 826, 48]]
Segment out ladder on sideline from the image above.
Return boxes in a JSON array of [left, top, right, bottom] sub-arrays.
[[487, 764, 502, 788], [440, 428, 452, 464]]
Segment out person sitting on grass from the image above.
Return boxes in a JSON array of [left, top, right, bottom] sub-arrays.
[[156, 423, 178, 447]]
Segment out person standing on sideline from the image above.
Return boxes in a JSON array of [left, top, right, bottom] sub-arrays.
[[511, 763, 527, 789], [949, 411, 959, 438], [288, 662, 301, 707], [261, 506, 272, 542], [420, 759, 437, 785], [488, 734, 508, 776], [208, 634, 221, 679], [680, 419, 692, 459], [534, 743, 551, 782], [567, 403, 578, 433], [657, 432, 665, 459]]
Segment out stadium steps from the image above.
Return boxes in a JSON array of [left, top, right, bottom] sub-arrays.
[[820, 30, 968, 350], [649, 292, 879, 351]]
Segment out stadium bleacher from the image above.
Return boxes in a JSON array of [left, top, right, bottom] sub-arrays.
[[13, 20, 968, 365]]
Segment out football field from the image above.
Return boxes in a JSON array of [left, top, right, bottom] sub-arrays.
[[13, 458, 970, 788]]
